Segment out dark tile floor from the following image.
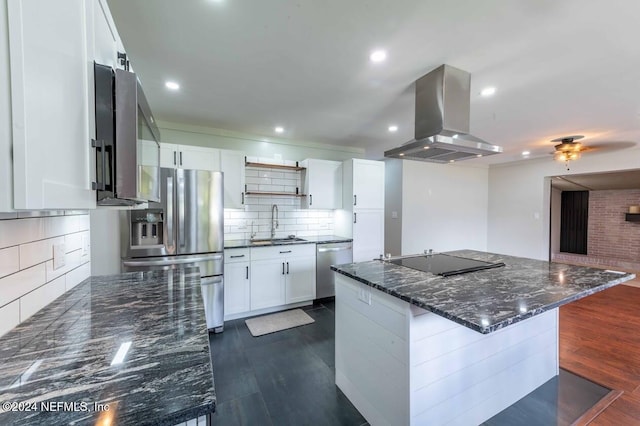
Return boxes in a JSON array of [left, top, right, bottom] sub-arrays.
[[209, 300, 610, 426]]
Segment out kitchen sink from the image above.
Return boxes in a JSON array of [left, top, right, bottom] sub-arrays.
[[250, 237, 307, 245]]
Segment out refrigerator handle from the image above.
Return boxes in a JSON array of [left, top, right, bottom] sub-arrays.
[[166, 176, 174, 249], [178, 173, 185, 247]]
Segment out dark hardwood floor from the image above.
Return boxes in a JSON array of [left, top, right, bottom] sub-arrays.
[[560, 281, 640, 424]]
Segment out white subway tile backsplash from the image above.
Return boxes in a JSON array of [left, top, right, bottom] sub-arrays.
[[223, 163, 336, 242], [66, 262, 91, 291], [0, 212, 18, 220], [20, 275, 66, 322], [0, 264, 47, 308], [77, 215, 90, 231], [0, 300, 20, 337], [0, 218, 42, 249], [0, 212, 92, 337], [45, 250, 84, 283], [19, 236, 65, 270], [0, 247, 20, 279]]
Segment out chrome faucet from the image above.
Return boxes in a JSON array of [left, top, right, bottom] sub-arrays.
[[271, 204, 279, 239]]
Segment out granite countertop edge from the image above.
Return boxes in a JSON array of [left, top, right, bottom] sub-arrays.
[[331, 259, 635, 334], [225, 235, 352, 249]]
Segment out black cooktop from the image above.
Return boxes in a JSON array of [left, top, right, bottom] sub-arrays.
[[390, 253, 505, 277]]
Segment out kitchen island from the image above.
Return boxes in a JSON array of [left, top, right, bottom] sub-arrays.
[[331, 250, 635, 426], [0, 268, 215, 425]]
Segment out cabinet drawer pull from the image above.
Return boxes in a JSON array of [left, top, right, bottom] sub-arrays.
[[279, 250, 292, 254], [173, 151, 177, 166], [310, 194, 312, 205], [230, 255, 245, 258], [286, 262, 289, 274], [179, 151, 183, 166], [246, 266, 249, 279], [354, 212, 357, 224], [354, 195, 357, 206], [282, 262, 285, 275], [241, 193, 245, 204]]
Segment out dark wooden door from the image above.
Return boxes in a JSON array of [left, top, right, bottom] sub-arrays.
[[560, 191, 589, 254]]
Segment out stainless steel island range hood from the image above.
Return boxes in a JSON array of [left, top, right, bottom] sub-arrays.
[[384, 65, 503, 163]]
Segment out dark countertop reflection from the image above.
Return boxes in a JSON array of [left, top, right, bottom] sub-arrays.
[[0, 268, 214, 425]]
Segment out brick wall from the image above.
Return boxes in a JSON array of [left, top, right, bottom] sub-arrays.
[[588, 189, 640, 261]]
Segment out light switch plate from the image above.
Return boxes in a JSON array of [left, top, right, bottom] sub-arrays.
[[53, 244, 65, 270]]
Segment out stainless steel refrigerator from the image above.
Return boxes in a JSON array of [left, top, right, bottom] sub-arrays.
[[121, 168, 224, 332]]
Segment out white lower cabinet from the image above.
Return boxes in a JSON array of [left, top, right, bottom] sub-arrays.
[[250, 259, 286, 310], [224, 248, 251, 319], [224, 244, 316, 320]]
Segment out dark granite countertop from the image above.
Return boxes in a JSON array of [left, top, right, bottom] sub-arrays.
[[224, 235, 352, 249], [331, 249, 636, 334], [0, 268, 214, 425]]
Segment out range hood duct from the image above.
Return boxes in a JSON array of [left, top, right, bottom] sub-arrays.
[[384, 64, 503, 163]]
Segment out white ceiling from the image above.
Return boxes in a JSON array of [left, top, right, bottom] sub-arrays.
[[107, 0, 640, 163]]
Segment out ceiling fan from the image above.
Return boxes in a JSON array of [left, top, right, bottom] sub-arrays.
[[550, 135, 635, 170]]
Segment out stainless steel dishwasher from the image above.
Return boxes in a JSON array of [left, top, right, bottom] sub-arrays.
[[316, 241, 353, 298]]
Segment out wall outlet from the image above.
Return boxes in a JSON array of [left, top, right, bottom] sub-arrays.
[[81, 234, 89, 256], [53, 244, 66, 270]]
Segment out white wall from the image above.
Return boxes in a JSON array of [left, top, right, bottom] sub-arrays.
[[487, 148, 640, 260], [90, 208, 122, 276], [384, 159, 403, 256], [158, 121, 364, 162], [401, 161, 489, 255], [0, 211, 91, 337]]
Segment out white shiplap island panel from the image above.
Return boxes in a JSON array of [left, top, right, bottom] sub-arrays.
[[335, 274, 558, 426]]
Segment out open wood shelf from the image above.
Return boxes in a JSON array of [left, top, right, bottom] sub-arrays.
[[245, 191, 307, 197], [625, 213, 640, 222], [245, 161, 305, 171]]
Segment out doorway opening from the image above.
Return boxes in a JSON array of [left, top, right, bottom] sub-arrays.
[[549, 169, 640, 275]]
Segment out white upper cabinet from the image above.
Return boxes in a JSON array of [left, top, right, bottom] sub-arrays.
[[350, 159, 385, 209], [300, 159, 343, 210], [7, 0, 96, 209], [159, 143, 220, 171], [220, 149, 245, 209]]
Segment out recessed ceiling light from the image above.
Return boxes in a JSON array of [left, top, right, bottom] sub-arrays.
[[449, 160, 455, 163], [274, 126, 284, 133], [423, 146, 430, 150], [480, 87, 496, 97], [165, 81, 180, 90], [452, 134, 459, 139], [388, 125, 398, 132], [370, 50, 387, 63], [476, 154, 483, 158], [399, 153, 405, 156], [522, 151, 530, 156]]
